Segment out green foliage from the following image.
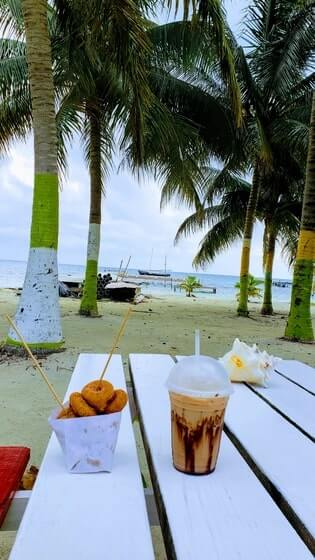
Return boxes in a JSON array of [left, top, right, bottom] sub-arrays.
[[179, 275, 202, 297], [161, 0, 313, 289], [235, 274, 263, 301]]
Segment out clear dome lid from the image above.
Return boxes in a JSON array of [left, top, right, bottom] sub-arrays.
[[166, 355, 233, 398]]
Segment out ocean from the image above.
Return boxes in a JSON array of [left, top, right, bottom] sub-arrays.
[[0, 259, 295, 302]]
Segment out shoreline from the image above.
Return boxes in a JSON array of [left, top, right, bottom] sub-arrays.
[[1, 284, 296, 304]]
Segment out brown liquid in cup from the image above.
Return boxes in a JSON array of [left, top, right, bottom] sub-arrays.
[[169, 392, 228, 475]]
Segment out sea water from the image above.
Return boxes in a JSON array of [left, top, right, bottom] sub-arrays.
[[0, 259, 295, 302]]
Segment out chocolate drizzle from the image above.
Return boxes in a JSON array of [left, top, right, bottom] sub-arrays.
[[172, 410, 225, 475]]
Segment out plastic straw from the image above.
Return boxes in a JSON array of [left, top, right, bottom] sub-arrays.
[[5, 315, 65, 409], [99, 307, 132, 381], [195, 329, 200, 356]]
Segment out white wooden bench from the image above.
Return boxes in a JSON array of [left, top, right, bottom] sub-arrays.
[[129, 353, 315, 559], [5, 353, 315, 559], [7, 354, 155, 560]]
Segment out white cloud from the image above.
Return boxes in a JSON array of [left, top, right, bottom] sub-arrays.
[[8, 145, 33, 188]]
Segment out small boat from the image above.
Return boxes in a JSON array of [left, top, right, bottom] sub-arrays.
[[106, 281, 140, 301], [139, 252, 171, 277], [138, 270, 171, 277]]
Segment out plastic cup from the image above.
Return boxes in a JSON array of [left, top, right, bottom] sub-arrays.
[[166, 356, 233, 475]]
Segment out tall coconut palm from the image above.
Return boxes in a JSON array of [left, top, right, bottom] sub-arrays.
[[0, 0, 155, 318], [159, 0, 314, 317], [4, 0, 63, 350], [285, 91, 315, 341], [234, 0, 314, 316], [51, 0, 154, 317], [172, 165, 303, 313], [260, 165, 304, 314]]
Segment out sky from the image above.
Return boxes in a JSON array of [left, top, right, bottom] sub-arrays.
[[0, 0, 292, 278]]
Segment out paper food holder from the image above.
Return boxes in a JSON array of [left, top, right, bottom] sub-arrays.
[[49, 406, 122, 473]]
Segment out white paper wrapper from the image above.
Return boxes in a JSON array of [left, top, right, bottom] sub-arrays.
[[49, 407, 122, 473]]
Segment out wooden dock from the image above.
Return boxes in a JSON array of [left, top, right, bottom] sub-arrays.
[[124, 275, 216, 294]]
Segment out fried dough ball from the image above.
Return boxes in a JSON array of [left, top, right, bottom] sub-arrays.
[[82, 380, 115, 412], [70, 392, 97, 417], [105, 389, 128, 413], [57, 405, 77, 419]]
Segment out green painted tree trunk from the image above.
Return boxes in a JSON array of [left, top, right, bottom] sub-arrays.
[[261, 227, 276, 315], [6, 0, 63, 350], [79, 108, 102, 317], [237, 164, 261, 316], [285, 91, 315, 342]]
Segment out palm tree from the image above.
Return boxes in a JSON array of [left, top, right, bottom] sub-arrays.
[[260, 168, 303, 314], [159, 0, 314, 318], [235, 274, 263, 301], [180, 275, 202, 296], [0, 3, 241, 319], [173, 165, 303, 313], [0, 1, 158, 318], [5, 0, 63, 350], [285, 91, 315, 342], [53, 0, 154, 317], [234, 0, 314, 316]]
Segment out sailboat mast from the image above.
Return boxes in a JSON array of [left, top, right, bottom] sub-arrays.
[[149, 248, 154, 271]]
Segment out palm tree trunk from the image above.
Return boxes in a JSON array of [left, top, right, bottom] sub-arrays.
[[285, 91, 315, 342], [237, 163, 261, 316], [79, 108, 102, 317], [261, 227, 276, 315], [6, 0, 62, 350]]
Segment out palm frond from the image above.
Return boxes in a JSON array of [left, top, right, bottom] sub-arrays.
[[280, 228, 299, 268], [193, 214, 245, 268], [163, 0, 242, 125], [147, 69, 236, 160], [200, 166, 251, 205], [0, 38, 28, 98], [0, 90, 31, 152], [81, 107, 114, 189], [0, 0, 24, 39], [148, 20, 217, 75]]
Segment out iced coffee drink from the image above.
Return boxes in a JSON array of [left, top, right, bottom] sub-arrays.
[[166, 356, 233, 475]]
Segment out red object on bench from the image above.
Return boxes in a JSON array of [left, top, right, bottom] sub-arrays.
[[0, 446, 30, 527]]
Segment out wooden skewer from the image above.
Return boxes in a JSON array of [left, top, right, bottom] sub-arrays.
[[99, 307, 132, 382], [6, 315, 65, 409]]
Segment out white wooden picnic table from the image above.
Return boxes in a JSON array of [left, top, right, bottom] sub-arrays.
[[129, 353, 315, 560], [6, 352, 315, 560], [8, 354, 155, 560]]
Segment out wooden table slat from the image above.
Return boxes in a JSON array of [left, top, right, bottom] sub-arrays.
[[130, 353, 313, 560], [247, 370, 315, 440], [275, 360, 315, 395], [10, 354, 155, 560], [225, 383, 315, 548]]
